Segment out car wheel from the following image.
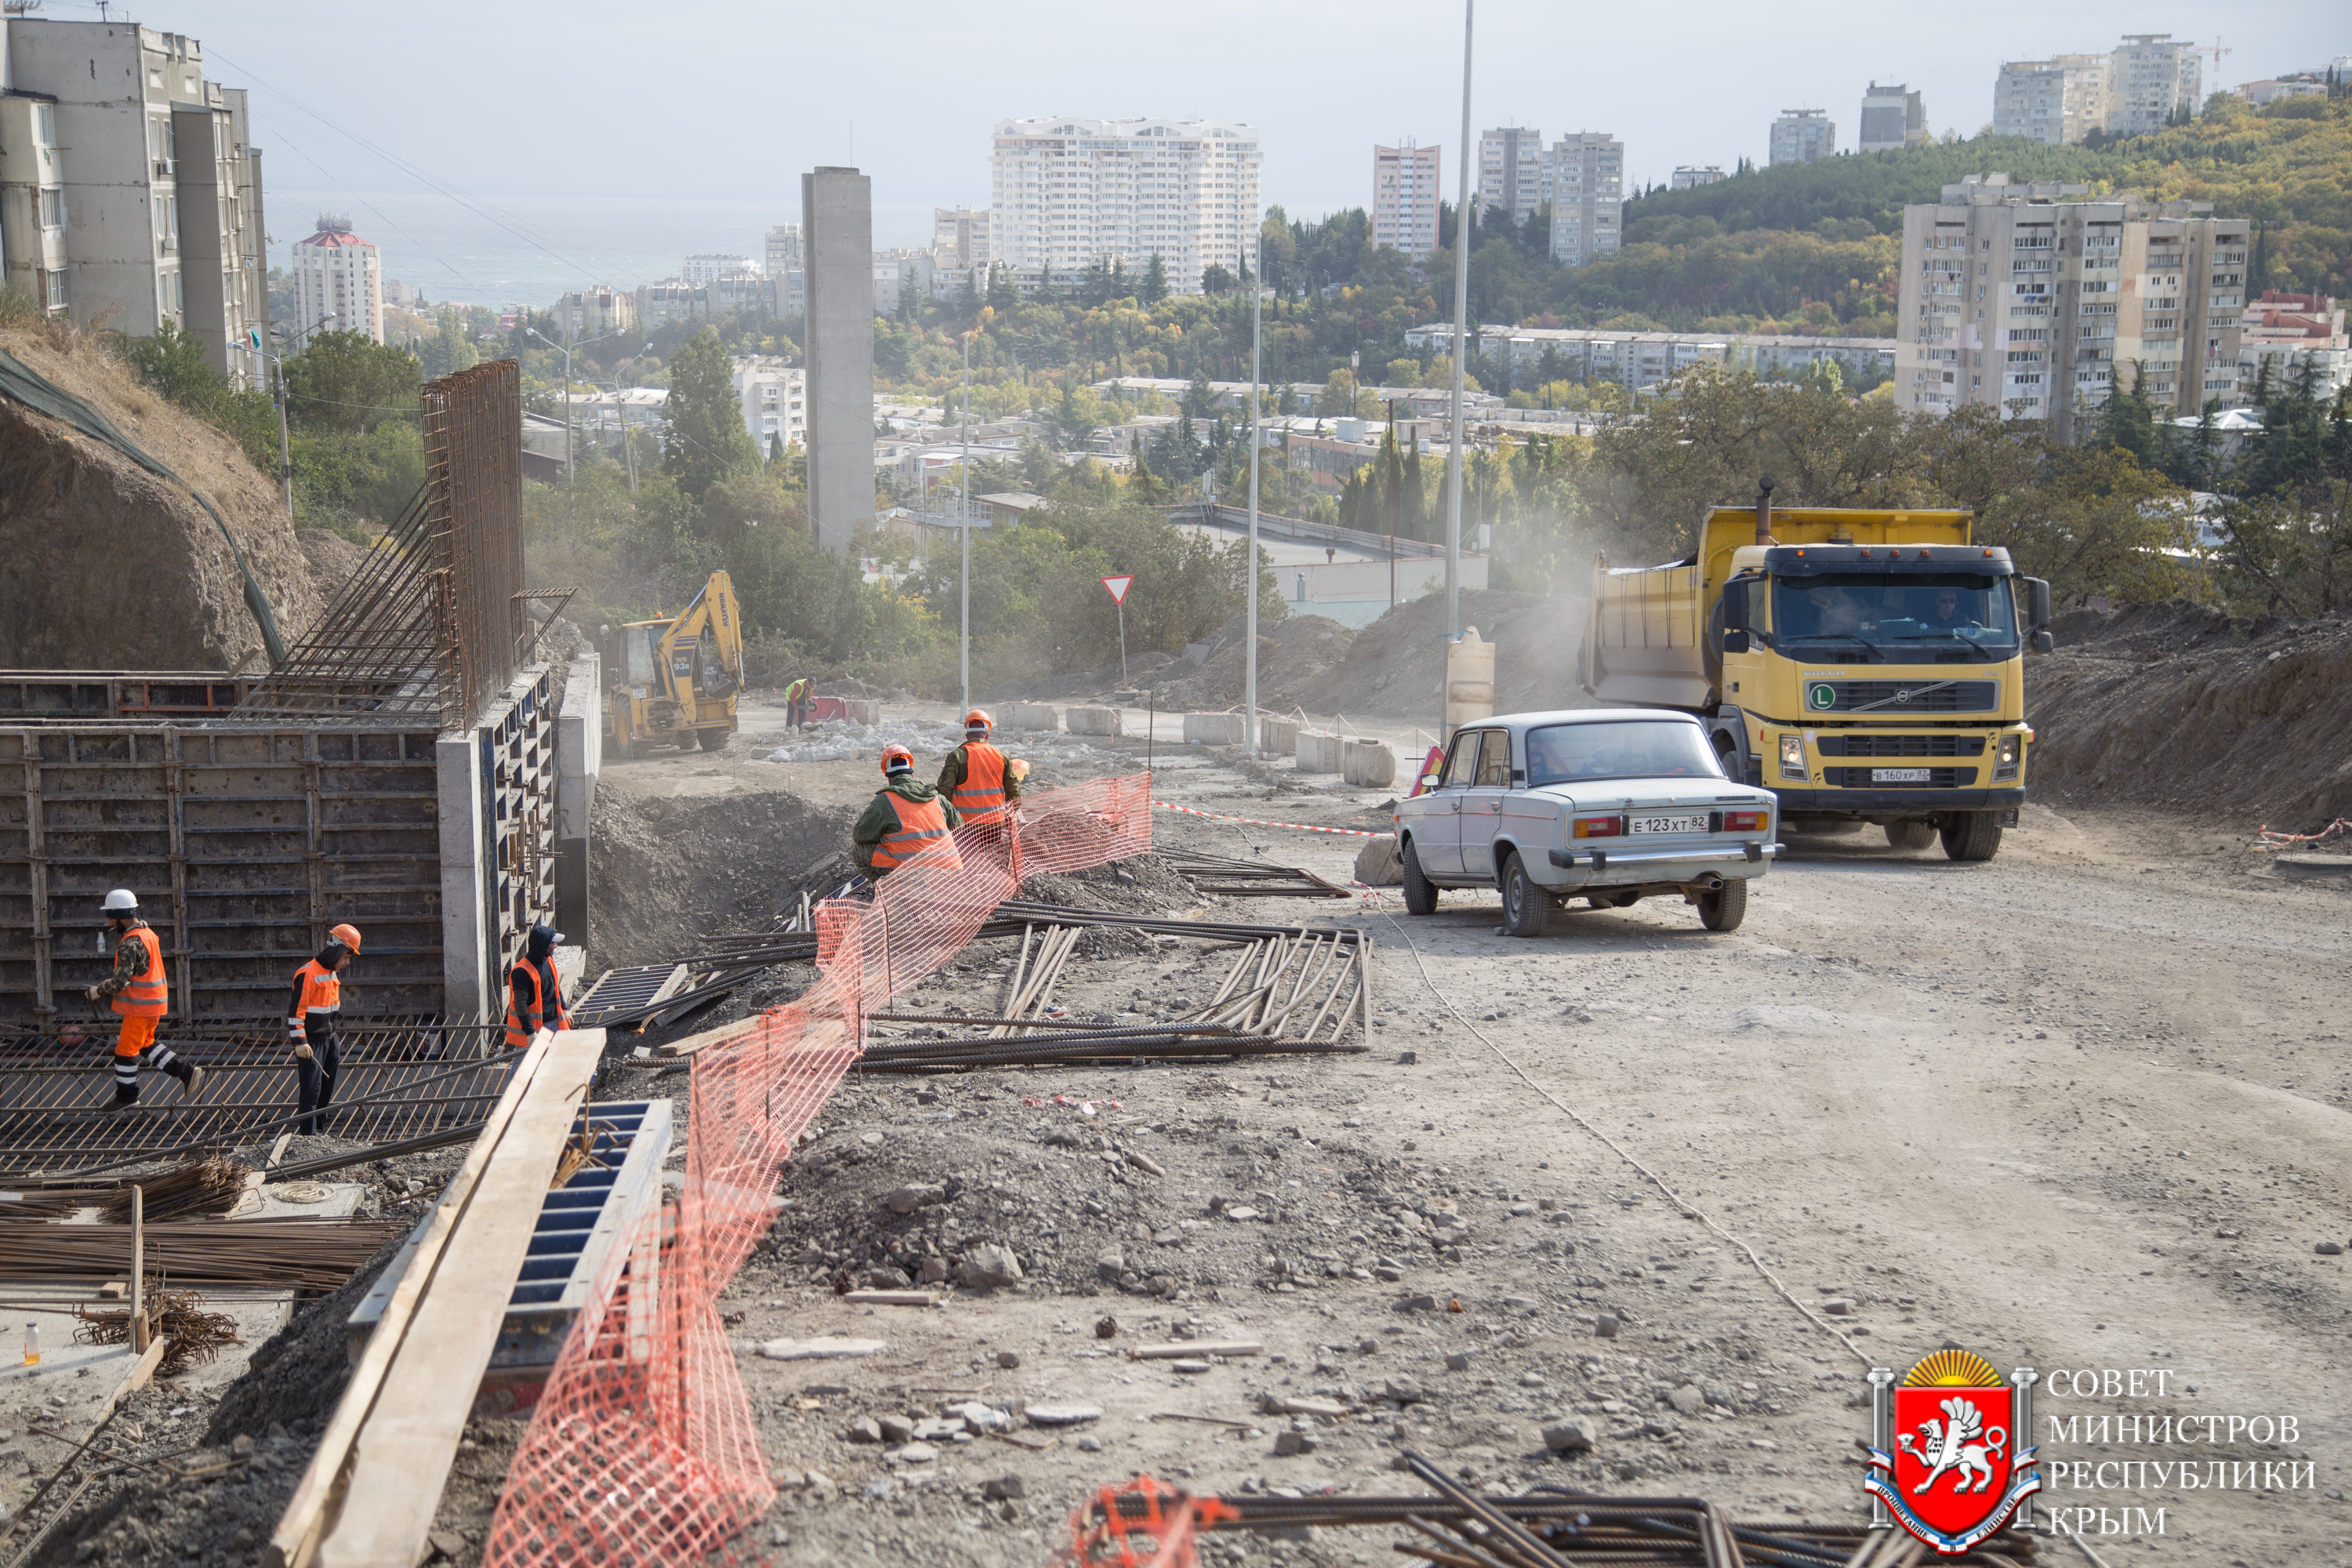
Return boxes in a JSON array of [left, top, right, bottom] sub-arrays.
[[1884, 819, 1938, 851], [1699, 878, 1748, 931], [1501, 853, 1548, 938], [1400, 837, 1438, 916], [1940, 811, 2004, 862]]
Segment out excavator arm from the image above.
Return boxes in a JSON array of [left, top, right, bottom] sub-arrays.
[[654, 570, 745, 703]]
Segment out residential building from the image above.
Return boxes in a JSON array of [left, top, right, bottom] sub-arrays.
[[1993, 55, 2111, 144], [873, 249, 934, 314], [1858, 82, 1926, 152], [803, 165, 874, 554], [2237, 292, 2350, 403], [292, 215, 383, 344], [707, 270, 773, 318], [635, 278, 700, 329], [552, 285, 634, 338], [1372, 141, 1441, 258], [1475, 125, 1544, 227], [2238, 78, 2328, 106], [682, 253, 754, 286], [2107, 35, 2201, 134], [1, 19, 267, 385], [731, 355, 807, 454], [931, 207, 993, 269], [765, 224, 806, 317], [383, 277, 417, 310], [1893, 172, 2249, 437], [989, 117, 1261, 293], [1769, 109, 1835, 165], [1411, 322, 1896, 392], [1548, 133, 1623, 267], [1670, 165, 1726, 190]]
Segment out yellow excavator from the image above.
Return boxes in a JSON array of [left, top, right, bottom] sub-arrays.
[[601, 570, 744, 755]]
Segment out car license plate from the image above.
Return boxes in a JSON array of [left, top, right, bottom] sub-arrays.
[[1627, 812, 1709, 836], [1874, 768, 1933, 783]]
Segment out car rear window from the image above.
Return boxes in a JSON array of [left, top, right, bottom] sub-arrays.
[[1526, 721, 1722, 786]]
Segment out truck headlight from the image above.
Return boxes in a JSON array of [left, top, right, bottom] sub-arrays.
[[1777, 734, 1806, 781], [1994, 732, 2021, 780]]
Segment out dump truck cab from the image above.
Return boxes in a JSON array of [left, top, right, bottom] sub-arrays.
[[1584, 491, 2052, 862]]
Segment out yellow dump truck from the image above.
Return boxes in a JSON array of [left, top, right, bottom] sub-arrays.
[[1582, 484, 2052, 861], [601, 570, 745, 755]]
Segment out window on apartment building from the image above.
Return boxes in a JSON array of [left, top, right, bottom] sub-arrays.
[[43, 270, 67, 310], [33, 103, 57, 146], [38, 188, 67, 230]]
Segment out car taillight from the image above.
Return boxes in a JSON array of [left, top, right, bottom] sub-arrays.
[[1573, 815, 1623, 839], [1721, 811, 1768, 832]]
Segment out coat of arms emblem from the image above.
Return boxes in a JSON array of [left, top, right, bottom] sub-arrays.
[[1865, 1349, 2042, 1554]]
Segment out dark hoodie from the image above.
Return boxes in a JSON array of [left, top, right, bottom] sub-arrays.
[[510, 925, 568, 1034]]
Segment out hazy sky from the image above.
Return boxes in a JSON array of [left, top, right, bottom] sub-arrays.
[[122, 0, 2346, 277]]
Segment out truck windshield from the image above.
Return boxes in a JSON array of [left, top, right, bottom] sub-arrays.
[[1772, 574, 2016, 660], [1526, 721, 1723, 786]]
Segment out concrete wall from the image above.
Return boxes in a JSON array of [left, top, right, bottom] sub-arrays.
[[554, 656, 601, 946], [1184, 713, 1247, 746], [802, 167, 875, 554]]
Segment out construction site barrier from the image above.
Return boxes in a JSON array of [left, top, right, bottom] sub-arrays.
[[1067, 706, 1123, 736], [1294, 731, 1341, 774], [481, 774, 1152, 1568], [1007, 702, 1062, 731], [1181, 713, 1248, 746]]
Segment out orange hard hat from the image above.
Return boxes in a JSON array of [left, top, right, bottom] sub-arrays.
[[964, 708, 994, 731], [880, 745, 915, 775], [330, 923, 363, 953]]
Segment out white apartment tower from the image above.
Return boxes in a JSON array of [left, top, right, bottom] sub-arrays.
[[683, 254, 754, 286], [765, 226, 804, 318], [0, 20, 267, 386], [1769, 109, 1836, 165], [1894, 173, 2249, 437], [1548, 133, 1623, 267], [2107, 35, 2202, 136], [1372, 142, 1441, 259], [292, 215, 383, 343], [1859, 82, 1926, 152], [1670, 165, 1726, 190], [989, 118, 1261, 294], [931, 208, 994, 270], [1993, 54, 2111, 144], [1475, 126, 1546, 227]]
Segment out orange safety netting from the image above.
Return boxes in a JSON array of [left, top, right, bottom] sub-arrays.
[[483, 775, 1152, 1567], [1054, 1475, 1230, 1568]]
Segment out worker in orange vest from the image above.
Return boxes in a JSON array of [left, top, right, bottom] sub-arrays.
[[84, 889, 203, 1110], [938, 709, 1022, 835], [853, 746, 963, 880], [504, 924, 572, 1051], [288, 923, 362, 1135]]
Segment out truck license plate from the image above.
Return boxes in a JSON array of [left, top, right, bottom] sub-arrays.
[[1873, 768, 1933, 783], [1627, 812, 1710, 836]]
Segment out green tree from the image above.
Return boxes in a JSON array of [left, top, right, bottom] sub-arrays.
[[282, 330, 423, 434], [1315, 368, 1360, 416], [1142, 253, 1170, 305], [660, 326, 759, 502]]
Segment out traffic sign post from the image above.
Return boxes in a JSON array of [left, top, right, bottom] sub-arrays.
[[1102, 575, 1134, 688]]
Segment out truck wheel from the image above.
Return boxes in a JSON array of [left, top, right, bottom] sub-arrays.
[[1940, 811, 2004, 862], [698, 728, 732, 752], [1698, 878, 1748, 931], [1884, 820, 1938, 851], [1500, 853, 1548, 938], [1400, 838, 1438, 916]]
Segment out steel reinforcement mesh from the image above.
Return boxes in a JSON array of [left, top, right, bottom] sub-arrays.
[[482, 774, 1152, 1566]]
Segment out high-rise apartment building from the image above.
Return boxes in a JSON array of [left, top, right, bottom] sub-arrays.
[[2107, 35, 2201, 135], [1670, 165, 1726, 190], [1548, 134, 1623, 267], [931, 208, 993, 270], [1894, 172, 2249, 437], [765, 226, 805, 318], [732, 355, 806, 454], [1769, 109, 1836, 165], [683, 253, 754, 286], [989, 118, 1261, 294], [1475, 126, 1545, 227], [1994, 38, 2197, 144], [1858, 82, 1926, 152], [552, 285, 633, 339], [0, 19, 267, 386], [292, 215, 383, 343], [802, 166, 874, 554], [1372, 142, 1441, 258]]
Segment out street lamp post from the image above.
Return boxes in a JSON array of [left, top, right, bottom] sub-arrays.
[[1245, 228, 1263, 757], [263, 314, 336, 519], [528, 326, 626, 483], [960, 329, 974, 714]]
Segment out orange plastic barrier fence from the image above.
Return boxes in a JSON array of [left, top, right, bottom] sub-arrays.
[[482, 775, 1152, 1566], [1053, 1475, 1229, 1568]]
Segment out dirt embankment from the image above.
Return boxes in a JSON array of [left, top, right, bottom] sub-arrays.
[[1152, 589, 1595, 720], [0, 323, 320, 670], [590, 782, 859, 971], [2030, 599, 2352, 832]]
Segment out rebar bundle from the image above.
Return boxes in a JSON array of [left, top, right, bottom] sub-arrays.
[[0, 1217, 402, 1290], [74, 1285, 243, 1377], [95, 1154, 251, 1222]]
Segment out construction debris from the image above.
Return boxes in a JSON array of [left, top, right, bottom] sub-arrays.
[[74, 1284, 244, 1377], [1164, 851, 1352, 898]]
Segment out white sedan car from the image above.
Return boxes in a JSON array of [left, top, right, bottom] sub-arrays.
[[1392, 710, 1782, 936]]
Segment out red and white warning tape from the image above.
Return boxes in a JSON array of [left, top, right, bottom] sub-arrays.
[[1152, 800, 1383, 837]]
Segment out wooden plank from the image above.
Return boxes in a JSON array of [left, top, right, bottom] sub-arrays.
[[98, 1334, 169, 1422], [267, 1029, 560, 1568], [313, 1026, 607, 1568]]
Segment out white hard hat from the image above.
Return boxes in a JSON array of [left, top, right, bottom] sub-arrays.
[[102, 889, 139, 915]]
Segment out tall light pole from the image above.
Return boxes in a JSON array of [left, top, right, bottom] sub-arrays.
[[528, 326, 624, 483], [1446, 0, 1475, 653], [1245, 227, 1263, 757], [263, 314, 336, 519], [960, 328, 974, 714]]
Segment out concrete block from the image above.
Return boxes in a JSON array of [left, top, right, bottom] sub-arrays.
[[1342, 739, 1397, 789], [1184, 713, 1247, 746], [1006, 702, 1062, 731], [1258, 716, 1301, 754], [1295, 731, 1343, 774], [1353, 833, 1402, 886], [1066, 706, 1123, 736]]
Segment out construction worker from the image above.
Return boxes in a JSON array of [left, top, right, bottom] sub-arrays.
[[784, 674, 812, 731], [938, 709, 1021, 837], [288, 924, 361, 1136], [853, 746, 963, 880], [83, 889, 202, 1110], [504, 923, 572, 1051]]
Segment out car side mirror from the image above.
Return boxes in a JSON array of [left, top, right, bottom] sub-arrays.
[[1721, 630, 1751, 655], [1720, 580, 1751, 631], [2032, 629, 2055, 654], [2026, 577, 2052, 629]]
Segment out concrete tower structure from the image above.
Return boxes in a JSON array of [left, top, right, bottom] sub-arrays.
[[802, 166, 875, 554]]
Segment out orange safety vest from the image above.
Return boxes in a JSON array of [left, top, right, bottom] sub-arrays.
[[111, 925, 167, 1019], [949, 742, 1009, 823], [870, 790, 961, 873], [290, 959, 340, 1021], [503, 956, 570, 1051]]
